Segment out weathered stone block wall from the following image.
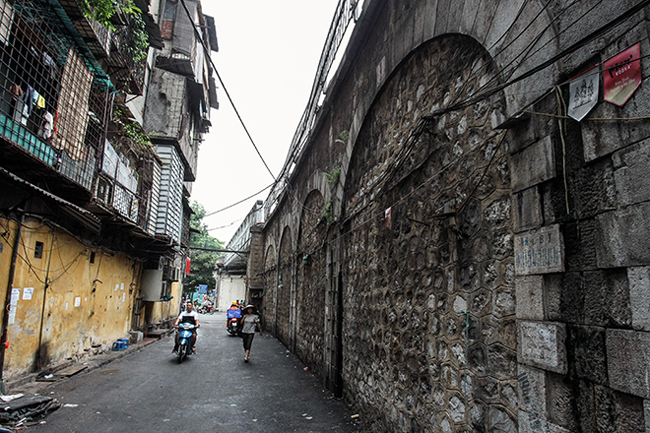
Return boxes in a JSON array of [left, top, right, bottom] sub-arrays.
[[295, 191, 327, 377], [511, 5, 650, 432], [261, 244, 276, 332], [276, 227, 293, 347]]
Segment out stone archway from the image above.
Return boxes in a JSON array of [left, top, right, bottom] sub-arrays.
[[295, 190, 328, 379], [276, 227, 293, 347], [341, 34, 514, 432]]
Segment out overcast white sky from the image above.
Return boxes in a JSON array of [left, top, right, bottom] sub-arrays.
[[192, 1, 341, 244]]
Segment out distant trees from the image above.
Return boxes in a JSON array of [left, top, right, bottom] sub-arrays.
[[184, 202, 223, 297]]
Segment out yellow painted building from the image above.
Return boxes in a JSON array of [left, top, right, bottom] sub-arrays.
[[0, 216, 179, 382], [0, 0, 215, 385], [145, 281, 183, 327]]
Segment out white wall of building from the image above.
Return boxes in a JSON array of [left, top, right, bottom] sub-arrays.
[[217, 275, 247, 311]]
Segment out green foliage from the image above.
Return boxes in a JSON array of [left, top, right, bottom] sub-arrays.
[[335, 130, 349, 145], [78, 0, 140, 30], [120, 14, 149, 64], [183, 202, 224, 295], [123, 122, 152, 148], [321, 200, 334, 224], [80, 0, 149, 63], [323, 166, 341, 185], [113, 107, 152, 149]]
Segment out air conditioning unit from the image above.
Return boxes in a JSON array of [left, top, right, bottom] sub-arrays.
[[141, 269, 164, 301], [162, 265, 181, 281], [171, 266, 181, 282]]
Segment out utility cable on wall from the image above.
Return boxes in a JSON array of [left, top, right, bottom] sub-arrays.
[[426, 0, 650, 122]]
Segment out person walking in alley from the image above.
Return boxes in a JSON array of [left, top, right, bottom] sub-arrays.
[[240, 304, 262, 362]]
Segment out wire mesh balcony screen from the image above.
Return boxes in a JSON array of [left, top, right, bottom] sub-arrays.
[[98, 139, 145, 224], [181, 206, 190, 247], [109, 18, 146, 95], [0, 0, 108, 192]]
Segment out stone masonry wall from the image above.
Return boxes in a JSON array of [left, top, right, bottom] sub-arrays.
[[341, 35, 514, 432], [250, 1, 650, 432], [295, 191, 328, 378], [512, 10, 650, 431]]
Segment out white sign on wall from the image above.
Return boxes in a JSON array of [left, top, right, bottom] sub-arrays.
[[23, 287, 33, 300], [515, 225, 564, 275], [568, 66, 598, 121]]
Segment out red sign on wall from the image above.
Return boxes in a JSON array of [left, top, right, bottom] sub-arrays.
[[604, 43, 642, 106]]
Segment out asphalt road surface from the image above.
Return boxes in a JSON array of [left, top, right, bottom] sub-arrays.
[[23, 311, 361, 433]]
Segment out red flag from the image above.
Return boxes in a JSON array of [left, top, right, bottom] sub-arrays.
[[185, 257, 191, 274], [604, 43, 642, 106], [385, 207, 392, 229]]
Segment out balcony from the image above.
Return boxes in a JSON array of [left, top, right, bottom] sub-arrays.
[[105, 17, 147, 95], [0, 0, 109, 197]]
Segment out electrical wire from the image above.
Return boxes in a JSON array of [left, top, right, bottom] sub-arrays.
[[270, 0, 616, 225], [177, 0, 277, 182], [453, 0, 596, 109], [272, 0, 578, 222], [555, 86, 571, 216], [429, 0, 647, 122], [450, 0, 560, 108], [207, 218, 243, 232], [194, 1, 647, 262], [203, 183, 274, 217]]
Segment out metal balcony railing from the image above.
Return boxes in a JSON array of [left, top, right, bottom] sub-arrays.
[[107, 18, 146, 95], [264, 0, 361, 219]]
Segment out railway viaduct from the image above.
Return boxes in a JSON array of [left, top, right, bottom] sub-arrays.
[[247, 1, 650, 431]]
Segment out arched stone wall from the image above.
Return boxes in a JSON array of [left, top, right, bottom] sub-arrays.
[[277, 227, 293, 347], [336, 0, 559, 197], [296, 190, 328, 379], [249, 2, 650, 432], [262, 244, 276, 331], [341, 34, 513, 432]]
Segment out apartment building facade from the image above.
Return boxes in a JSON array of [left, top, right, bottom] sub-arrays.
[[0, 0, 216, 383]]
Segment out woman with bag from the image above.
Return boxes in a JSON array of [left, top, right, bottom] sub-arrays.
[[240, 304, 262, 362]]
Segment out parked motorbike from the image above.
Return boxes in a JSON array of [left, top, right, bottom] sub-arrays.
[[176, 322, 196, 363], [227, 317, 240, 336], [198, 304, 214, 314]]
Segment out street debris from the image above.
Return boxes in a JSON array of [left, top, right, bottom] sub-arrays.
[[0, 394, 60, 427], [36, 365, 88, 382], [0, 394, 23, 403]]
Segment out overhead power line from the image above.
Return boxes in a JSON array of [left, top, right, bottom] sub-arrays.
[[178, 0, 277, 182], [204, 183, 274, 217], [188, 247, 248, 254]]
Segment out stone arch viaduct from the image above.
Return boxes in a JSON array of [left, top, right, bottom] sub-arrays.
[[246, 1, 650, 431]]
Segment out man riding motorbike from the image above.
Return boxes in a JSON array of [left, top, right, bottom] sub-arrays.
[[173, 300, 199, 354]]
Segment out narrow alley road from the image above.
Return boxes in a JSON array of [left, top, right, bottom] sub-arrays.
[[21, 312, 361, 433]]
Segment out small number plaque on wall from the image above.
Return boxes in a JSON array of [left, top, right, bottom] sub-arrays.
[[514, 224, 564, 275]]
